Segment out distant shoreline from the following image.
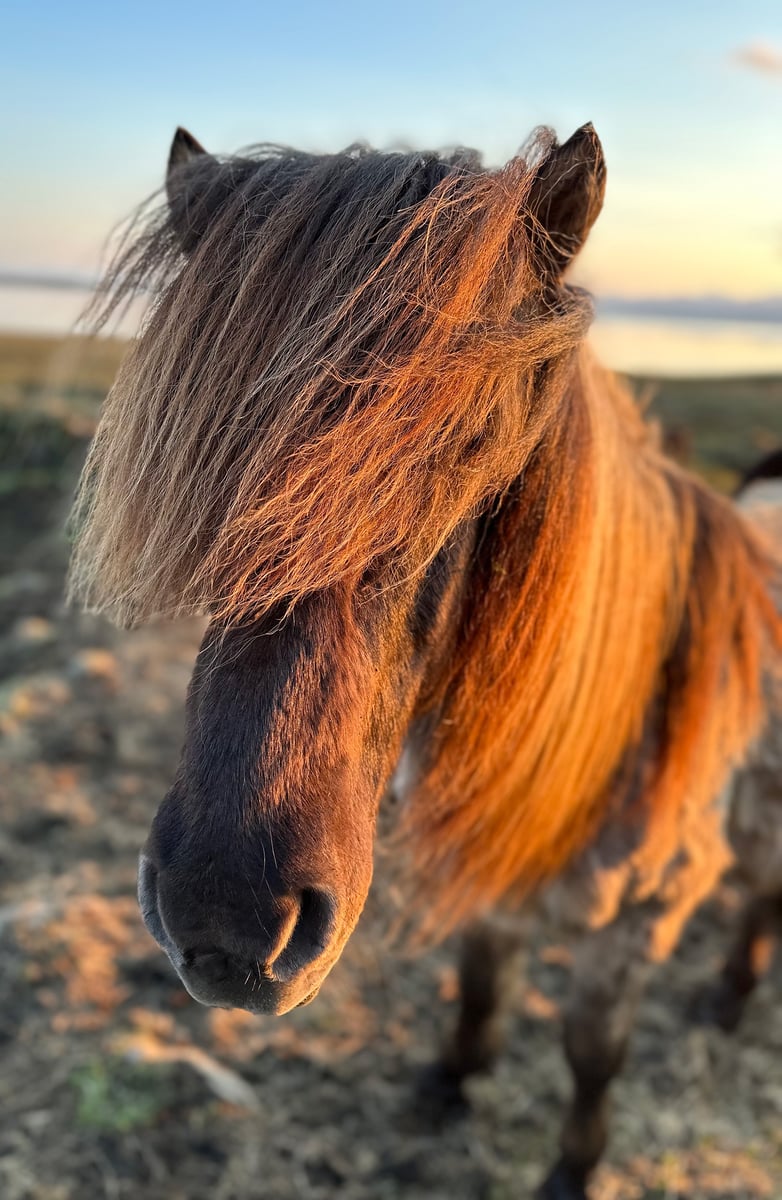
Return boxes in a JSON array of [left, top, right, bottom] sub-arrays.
[[0, 271, 781, 326], [1, 286, 781, 378], [596, 295, 782, 325], [0, 271, 98, 294], [0, 330, 780, 389]]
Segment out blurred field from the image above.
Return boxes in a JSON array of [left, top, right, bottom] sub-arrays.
[[1, 333, 781, 1200]]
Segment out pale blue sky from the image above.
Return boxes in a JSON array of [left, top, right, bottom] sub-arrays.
[[2, 0, 781, 298]]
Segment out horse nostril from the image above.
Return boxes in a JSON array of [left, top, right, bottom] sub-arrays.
[[268, 888, 337, 984]]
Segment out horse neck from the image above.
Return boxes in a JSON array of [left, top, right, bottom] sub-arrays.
[[403, 347, 782, 931]]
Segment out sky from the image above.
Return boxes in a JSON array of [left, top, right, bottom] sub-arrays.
[[2, 0, 782, 304]]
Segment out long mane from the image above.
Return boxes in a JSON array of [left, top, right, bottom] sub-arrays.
[[70, 134, 587, 626], [408, 357, 781, 929], [69, 134, 782, 927]]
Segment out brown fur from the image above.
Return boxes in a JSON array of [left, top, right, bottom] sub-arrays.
[[68, 131, 782, 934]]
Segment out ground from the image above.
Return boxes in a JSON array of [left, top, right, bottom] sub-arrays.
[[1, 334, 781, 1200]]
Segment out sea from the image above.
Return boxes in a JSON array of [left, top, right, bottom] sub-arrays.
[[1, 284, 781, 378]]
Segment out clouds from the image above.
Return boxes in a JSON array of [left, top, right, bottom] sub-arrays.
[[732, 42, 782, 77]]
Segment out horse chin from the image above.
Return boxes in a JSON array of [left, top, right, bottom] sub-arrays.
[[294, 985, 322, 1008], [175, 962, 323, 1017]]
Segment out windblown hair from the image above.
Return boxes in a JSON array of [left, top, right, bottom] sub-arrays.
[[71, 134, 587, 625], [69, 134, 782, 924], [410, 361, 781, 928]]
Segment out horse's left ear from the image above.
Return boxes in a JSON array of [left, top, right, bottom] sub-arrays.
[[168, 126, 207, 171], [166, 126, 225, 253], [527, 123, 606, 276]]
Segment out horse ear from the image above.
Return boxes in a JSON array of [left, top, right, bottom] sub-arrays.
[[166, 127, 222, 253], [168, 125, 208, 168], [527, 123, 606, 276]]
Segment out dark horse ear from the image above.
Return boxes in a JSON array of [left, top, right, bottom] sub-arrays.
[[527, 123, 606, 276], [166, 127, 226, 253]]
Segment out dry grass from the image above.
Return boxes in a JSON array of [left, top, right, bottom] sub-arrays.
[[0, 334, 781, 1199], [0, 332, 125, 397]]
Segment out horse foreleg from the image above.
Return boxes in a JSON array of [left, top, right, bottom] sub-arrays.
[[420, 916, 525, 1108], [693, 891, 781, 1032], [538, 919, 652, 1200]]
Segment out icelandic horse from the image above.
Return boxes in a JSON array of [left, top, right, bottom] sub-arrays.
[[68, 124, 782, 1198]]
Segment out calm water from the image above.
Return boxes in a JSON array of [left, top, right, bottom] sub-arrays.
[[590, 315, 782, 377], [1, 285, 781, 378], [0, 286, 142, 341]]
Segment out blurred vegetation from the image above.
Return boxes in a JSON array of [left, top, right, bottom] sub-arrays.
[[0, 333, 125, 409], [631, 373, 782, 491], [0, 334, 125, 495], [71, 1057, 175, 1132]]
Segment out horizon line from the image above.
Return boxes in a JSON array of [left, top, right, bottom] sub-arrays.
[[1, 269, 781, 325]]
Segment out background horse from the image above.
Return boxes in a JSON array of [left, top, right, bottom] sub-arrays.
[[68, 125, 781, 1198]]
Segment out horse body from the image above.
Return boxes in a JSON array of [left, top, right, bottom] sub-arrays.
[[708, 479, 782, 907], [69, 125, 782, 1196], [547, 469, 782, 947], [445, 478, 782, 1197]]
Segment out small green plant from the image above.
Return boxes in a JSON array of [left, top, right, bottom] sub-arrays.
[[71, 1057, 173, 1133]]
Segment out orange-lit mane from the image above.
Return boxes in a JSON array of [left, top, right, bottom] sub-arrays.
[[68, 133, 781, 930], [405, 356, 780, 929]]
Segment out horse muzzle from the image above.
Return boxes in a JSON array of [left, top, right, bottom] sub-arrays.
[[137, 854, 334, 1015]]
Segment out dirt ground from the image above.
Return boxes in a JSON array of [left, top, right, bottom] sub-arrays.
[[1, 338, 781, 1199]]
